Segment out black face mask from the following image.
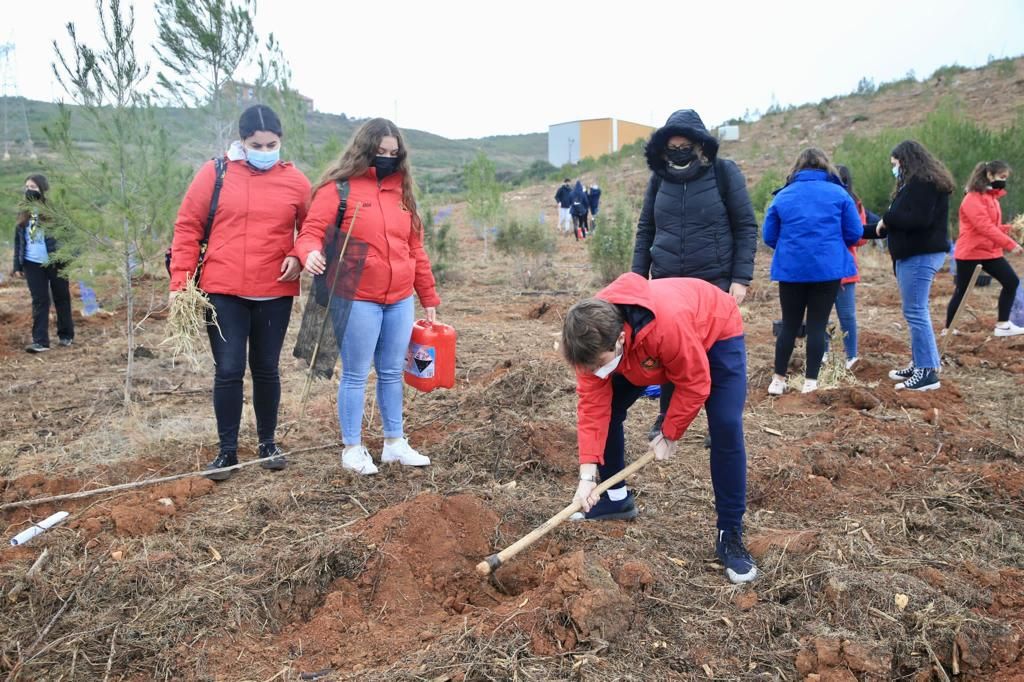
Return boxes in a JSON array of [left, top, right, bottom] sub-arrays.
[[665, 147, 697, 167], [374, 155, 400, 179], [24, 189, 42, 202], [990, 180, 1007, 190]]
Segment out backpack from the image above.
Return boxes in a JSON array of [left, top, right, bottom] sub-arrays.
[[313, 180, 351, 307], [165, 157, 228, 279]]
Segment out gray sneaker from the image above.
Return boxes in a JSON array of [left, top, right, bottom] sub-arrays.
[[25, 343, 49, 353]]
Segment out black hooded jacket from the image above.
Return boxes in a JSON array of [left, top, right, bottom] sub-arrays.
[[631, 109, 758, 287]]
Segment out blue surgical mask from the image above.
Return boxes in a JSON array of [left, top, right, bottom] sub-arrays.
[[891, 164, 900, 179], [246, 147, 280, 170]]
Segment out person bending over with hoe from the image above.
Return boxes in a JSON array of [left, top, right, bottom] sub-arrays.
[[561, 272, 757, 584]]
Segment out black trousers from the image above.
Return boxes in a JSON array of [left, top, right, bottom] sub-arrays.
[[945, 257, 1020, 326], [774, 280, 841, 380], [573, 213, 588, 239], [206, 295, 293, 454], [23, 261, 74, 346]]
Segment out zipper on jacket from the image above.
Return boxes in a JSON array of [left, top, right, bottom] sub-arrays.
[[379, 181, 394, 301]]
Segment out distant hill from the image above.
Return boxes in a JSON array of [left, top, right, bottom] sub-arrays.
[[1, 99, 547, 190]]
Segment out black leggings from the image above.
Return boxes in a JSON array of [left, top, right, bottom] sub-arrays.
[[206, 295, 293, 453], [573, 213, 588, 239], [774, 280, 841, 380], [945, 257, 1020, 326]]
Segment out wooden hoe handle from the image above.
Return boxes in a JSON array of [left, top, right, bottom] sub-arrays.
[[476, 451, 657, 575]]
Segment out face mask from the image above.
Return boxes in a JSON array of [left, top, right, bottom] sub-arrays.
[[666, 147, 696, 168], [891, 164, 900, 179], [24, 189, 42, 201], [245, 147, 280, 170], [593, 343, 623, 379], [990, 180, 1007, 190], [374, 155, 400, 179]]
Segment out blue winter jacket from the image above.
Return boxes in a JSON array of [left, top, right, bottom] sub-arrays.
[[587, 187, 602, 214], [762, 169, 862, 282], [570, 181, 590, 216]]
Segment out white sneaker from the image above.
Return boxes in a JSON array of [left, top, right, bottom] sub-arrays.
[[381, 438, 431, 466], [994, 321, 1024, 337], [768, 376, 787, 396], [801, 379, 818, 394], [845, 357, 859, 370], [821, 352, 830, 364], [341, 445, 378, 475]]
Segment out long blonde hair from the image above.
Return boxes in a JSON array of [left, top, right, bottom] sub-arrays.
[[317, 118, 421, 229]]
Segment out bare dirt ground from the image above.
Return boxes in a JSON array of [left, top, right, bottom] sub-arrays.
[[1, 204, 1022, 682]]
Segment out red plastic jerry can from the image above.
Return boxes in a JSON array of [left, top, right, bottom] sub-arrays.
[[404, 319, 457, 392]]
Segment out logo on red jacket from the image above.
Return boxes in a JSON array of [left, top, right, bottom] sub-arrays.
[[641, 357, 661, 370]]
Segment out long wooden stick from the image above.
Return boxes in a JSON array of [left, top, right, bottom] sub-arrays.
[[295, 203, 362, 413], [0, 444, 338, 511], [942, 263, 982, 352], [476, 451, 656, 575]]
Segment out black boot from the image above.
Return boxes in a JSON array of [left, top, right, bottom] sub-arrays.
[[258, 441, 287, 471], [204, 450, 238, 481]]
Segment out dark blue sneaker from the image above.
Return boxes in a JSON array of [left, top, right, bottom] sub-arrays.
[[716, 529, 758, 584], [571, 490, 638, 521]]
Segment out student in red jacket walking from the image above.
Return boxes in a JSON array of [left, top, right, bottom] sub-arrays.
[[170, 105, 311, 479], [944, 161, 1023, 336], [561, 273, 757, 584], [296, 118, 441, 476]]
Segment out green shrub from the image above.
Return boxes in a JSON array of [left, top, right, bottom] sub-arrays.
[[495, 214, 556, 289], [421, 205, 458, 283], [587, 199, 637, 284], [749, 170, 784, 228], [929, 63, 969, 80], [834, 103, 1024, 233]]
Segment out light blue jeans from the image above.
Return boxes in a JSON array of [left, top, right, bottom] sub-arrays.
[[331, 296, 414, 445], [895, 252, 946, 370], [832, 283, 858, 359]]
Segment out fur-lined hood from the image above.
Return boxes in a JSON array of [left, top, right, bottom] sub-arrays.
[[644, 109, 719, 174]]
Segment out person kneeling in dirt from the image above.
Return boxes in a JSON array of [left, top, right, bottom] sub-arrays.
[[561, 272, 757, 584]]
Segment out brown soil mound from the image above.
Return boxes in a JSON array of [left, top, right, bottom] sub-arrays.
[[263, 493, 636, 676]]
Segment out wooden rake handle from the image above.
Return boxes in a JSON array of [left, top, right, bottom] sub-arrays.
[[476, 451, 657, 575], [942, 263, 982, 353]]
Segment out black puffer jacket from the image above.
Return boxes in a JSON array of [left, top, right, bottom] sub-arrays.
[[631, 109, 758, 287], [12, 212, 59, 273], [863, 177, 950, 261]]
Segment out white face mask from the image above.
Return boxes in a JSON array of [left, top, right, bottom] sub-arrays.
[[593, 345, 623, 379]]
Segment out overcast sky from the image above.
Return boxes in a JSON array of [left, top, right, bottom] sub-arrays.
[[5, 0, 1024, 140]]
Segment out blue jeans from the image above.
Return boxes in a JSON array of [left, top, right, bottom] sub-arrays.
[[601, 335, 748, 530], [895, 252, 946, 369], [832, 283, 858, 359], [331, 296, 414, 445]]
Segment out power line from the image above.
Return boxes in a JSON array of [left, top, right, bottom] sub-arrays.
[[1, 42, 37, 161]]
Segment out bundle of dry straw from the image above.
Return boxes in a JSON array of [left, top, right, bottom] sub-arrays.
[[162, 276, 222, 369]]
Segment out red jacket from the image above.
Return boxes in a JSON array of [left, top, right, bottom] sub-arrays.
[[575, 273, 744, 465], [170, 159, 311, 296], [295, 169, 440, 308], [955, 189, 1017, 261], [842, 200, 870, 285]]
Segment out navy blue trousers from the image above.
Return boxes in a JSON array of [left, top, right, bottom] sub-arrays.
[[600, 335, 748, 530]]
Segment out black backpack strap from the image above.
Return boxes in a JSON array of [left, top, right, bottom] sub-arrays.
[[714, 157, 731, 206], [335, 179, 349, 229], [201, 156, 229, 244]]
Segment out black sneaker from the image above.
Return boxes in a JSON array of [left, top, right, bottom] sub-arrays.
[[647, 413, 665, 442], [716, 529, 759, 584], [258, 442, 287, 471], [25, 343, 49, 353], [204, 451, 239, 481], [571, 490, 638, 521], [888, 364, 914, 381], [58, 338, 73, 347], [895, 367, 940, 392]]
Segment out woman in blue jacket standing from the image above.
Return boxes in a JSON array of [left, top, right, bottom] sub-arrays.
[[763, 148, 863, 394]]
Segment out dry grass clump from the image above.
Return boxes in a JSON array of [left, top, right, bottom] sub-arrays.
[[162, 276, 221, 369], [1011, 214, 1024, 243]]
